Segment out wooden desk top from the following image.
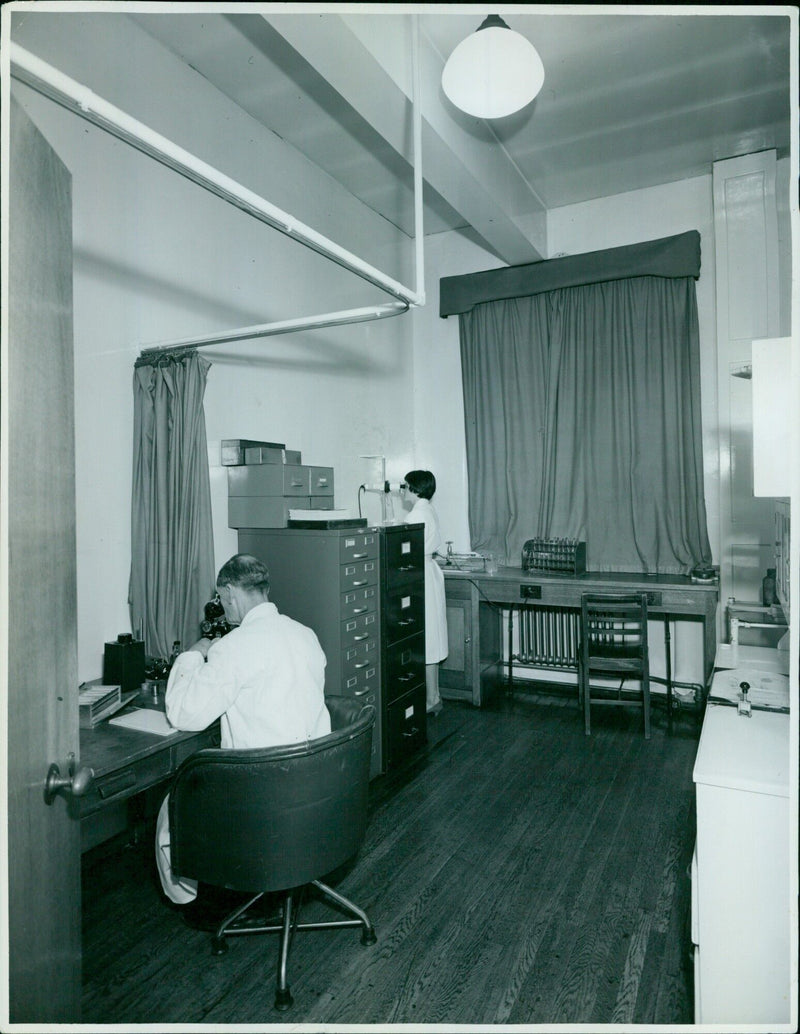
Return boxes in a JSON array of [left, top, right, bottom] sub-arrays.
[[442, 564, 718, 611]]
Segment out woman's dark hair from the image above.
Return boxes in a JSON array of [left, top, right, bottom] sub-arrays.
[[216, 553, 270, 594], [405, 469, 436, 500]]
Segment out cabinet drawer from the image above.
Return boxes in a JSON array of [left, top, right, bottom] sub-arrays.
[[383, 526, 425, 582], [340, 662, 380, 698], [227, 463, 310, 496], [385, 635, 425, 703], [340, 558, 378, 591], [384, 585, 425, 642], [340, 585, 378, 619], [308, 465, 334, 496], [386, 685, 426, 767], [82, 750, 173, 814], [342, 639, 379, 680], [341, 611, 379, 650], [339, 531, 379, 564]]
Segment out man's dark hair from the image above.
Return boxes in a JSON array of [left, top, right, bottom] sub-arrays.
[[216, 553, 270, 595], [405, 469, 436, 500]]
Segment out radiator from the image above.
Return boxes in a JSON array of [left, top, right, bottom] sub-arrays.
[[514, 606, 581, 669]]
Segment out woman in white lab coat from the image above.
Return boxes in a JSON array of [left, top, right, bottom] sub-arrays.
[[404, 470, 448, 713]]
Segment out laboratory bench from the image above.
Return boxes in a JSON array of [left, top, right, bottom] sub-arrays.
[[440, 565, 720, 710]]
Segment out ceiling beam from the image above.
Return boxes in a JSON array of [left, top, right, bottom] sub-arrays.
[[266, 11, 546, 264]]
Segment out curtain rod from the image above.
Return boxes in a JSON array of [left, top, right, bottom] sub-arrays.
[[10, 30, 425, 351]]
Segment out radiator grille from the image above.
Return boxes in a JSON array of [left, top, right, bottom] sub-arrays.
[[514, 606, 580, 669]]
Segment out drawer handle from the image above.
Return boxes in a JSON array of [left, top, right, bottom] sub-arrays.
[[353, 662, 369, 669], [398, 673, 415, 682], [398, 618, 415, 626], [397, 564, 416, 571], [353, 634, 369, 641], [351, 552, 368, 559], [354, 687, 371, 697], [402, 727, 419, 738], [351, 580, 368, 587], [352, 607, 367, 614]]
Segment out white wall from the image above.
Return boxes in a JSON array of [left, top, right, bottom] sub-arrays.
[[11, 15, 418, 682]]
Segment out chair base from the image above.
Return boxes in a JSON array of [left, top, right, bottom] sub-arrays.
[[210, 879, 377, 1010]]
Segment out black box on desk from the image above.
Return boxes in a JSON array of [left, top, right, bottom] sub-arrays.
[[102, 634, 146, 693]]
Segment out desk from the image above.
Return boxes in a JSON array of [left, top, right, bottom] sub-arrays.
[[441, 566, 719, 710], [79, 692, 219, 837]]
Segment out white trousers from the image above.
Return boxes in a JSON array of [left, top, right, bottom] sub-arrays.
[[155, 794, 198, 904]]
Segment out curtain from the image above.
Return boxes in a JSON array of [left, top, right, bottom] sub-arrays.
[[459, 275, 712, 575], [129, 350, 216, 658]]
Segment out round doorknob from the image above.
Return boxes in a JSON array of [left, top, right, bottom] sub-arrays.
[[44, 758, 94, 805]]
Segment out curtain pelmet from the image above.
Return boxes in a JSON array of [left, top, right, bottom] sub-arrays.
[[129, 350, 216, 658], [459, 275, 712, 575]]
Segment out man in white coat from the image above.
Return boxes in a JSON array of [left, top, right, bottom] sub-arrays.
[[155, 552, 330, 926]]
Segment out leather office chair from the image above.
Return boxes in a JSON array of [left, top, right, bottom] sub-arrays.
[[169, 696, 377, 1011], [579, 593, 650, 739]]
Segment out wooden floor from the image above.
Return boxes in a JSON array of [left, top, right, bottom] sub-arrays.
[[81, 690, 700, 1027]]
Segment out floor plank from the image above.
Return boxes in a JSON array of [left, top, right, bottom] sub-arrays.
[[81, 690, 699, 1027]]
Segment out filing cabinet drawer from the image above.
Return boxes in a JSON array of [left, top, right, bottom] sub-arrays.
[[308, 465, 334, 496], [227, 463, 310, 497], [340, 558, 378, 592], [340, 585, 378, 619], [341, 611, 379, 650], [339, 531, 379, 564], [385, 635, 425, 704], [383, 524, 425, 584], [384, 584, 425, 642], [342, 639, 379, 680], [386, 685, 426, 767], [340, 662, 380, 698]]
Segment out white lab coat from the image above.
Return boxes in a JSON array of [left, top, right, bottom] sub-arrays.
[[405, 497, 448, 664]]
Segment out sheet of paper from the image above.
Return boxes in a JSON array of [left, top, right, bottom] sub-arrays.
[[108, 708, 178, 737]]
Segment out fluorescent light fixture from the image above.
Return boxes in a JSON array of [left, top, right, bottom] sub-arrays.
[[442, 14, 545, 119]]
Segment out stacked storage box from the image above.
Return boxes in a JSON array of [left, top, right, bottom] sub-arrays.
[[223, 438, 334, 528]]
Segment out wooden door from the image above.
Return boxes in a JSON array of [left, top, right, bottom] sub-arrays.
[[6, 97, 81, 1022]]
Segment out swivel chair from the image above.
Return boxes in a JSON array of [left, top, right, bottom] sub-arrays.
[[579, 592, 650, 739], [169, 696, 377, 1011]]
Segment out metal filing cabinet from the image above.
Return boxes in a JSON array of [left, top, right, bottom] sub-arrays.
[[237, 526, 383, 778], [379, 523, 427, 769]]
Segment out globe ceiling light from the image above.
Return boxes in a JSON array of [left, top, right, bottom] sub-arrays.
[[441, 14, 545, 120]]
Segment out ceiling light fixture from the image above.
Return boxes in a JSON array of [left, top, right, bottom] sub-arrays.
[[441, 14, 545, 120]]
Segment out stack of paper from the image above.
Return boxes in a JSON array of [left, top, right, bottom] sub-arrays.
[[79, 683, 121, 728]]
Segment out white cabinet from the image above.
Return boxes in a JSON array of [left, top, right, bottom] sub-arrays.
[[692, 701, 791, 1025]]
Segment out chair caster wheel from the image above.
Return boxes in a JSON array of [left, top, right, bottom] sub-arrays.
[[274, 986, 293, 1011], [211, 936, 228, 956], [361, 927, 377, 946]]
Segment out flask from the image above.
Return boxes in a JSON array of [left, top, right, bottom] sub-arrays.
[[762, 568, 777, 607]]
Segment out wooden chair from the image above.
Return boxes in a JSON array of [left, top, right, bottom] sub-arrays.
[[579, 592, 650, 739], [169, 696, 377, 1011]]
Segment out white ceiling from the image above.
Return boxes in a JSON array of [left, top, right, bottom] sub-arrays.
[[121, 8, 792, 263]]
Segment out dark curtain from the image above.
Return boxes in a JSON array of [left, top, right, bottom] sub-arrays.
[[459, 275, 712, 574], [129, 350, 216, 658]]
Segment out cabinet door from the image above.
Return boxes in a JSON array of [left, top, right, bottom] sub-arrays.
[[440, 596, 471, 696]]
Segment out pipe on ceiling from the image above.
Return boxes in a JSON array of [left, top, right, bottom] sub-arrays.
[[9, 26, 425, 354]]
